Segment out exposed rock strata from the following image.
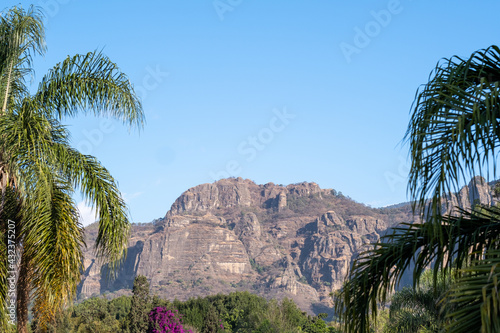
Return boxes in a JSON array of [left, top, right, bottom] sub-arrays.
[[78, 177, 496, 315]]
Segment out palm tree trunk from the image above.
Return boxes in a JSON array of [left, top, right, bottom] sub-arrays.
[[16, 250, 31, 333], [1, 61, 14, 115], [0, 167, 6, 213], [0, 164, 7, 199]]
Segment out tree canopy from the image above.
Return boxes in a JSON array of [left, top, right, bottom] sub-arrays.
[[0, 5, 144, 332]]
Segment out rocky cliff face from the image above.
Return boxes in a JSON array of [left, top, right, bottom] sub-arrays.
[[440, 176, 497, 214], [78, 177, 496, 315]]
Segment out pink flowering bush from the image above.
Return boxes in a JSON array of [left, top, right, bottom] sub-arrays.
[[148, 307, 192, 333]]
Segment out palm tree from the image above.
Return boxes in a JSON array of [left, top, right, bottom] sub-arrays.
[[0, 6, 144, 332], [335, 45, 500, 332], [383, 270, 452, 333]]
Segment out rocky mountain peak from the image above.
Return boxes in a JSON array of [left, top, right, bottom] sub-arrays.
[[167, 178, 325, 218], [469, 176, 493, 207], [440, 176, 496, 215], [78, 177, 497, 317]]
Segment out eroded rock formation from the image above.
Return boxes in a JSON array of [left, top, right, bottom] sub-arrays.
[[78, 176, 496, 315]]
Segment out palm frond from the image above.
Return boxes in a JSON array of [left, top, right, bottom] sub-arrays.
[[340, 44, 500, 333], [0, 95, 126, 327], [384, 309, 436, 333], [51, 144, 130, 265], [405, 45, 500, 222], [335, 207, 500, 333], [34, 50, 144, 128], [0, 5, 143, 330], [23, 178, 84, 330], [0, 5, 45, 113], [444, 250, 500, 333], [390, 287, 439, 318]]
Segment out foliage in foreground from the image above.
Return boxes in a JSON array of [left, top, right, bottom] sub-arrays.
[[336, 45, 500, 332], [35, 289, 336, 333], [0, 4, 144, 332], [382, 270, 453, 333]]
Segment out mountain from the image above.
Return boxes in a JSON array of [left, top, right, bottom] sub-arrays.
[[77, 177, 496, 316]]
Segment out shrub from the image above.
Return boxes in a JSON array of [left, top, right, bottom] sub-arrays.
[[148, 307, 192, 333]]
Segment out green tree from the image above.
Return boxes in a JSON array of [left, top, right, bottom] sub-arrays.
[[128, 275, 151, 333], [336, 45, 500, 332], [110, 296, 133, 332], [174, 291, 326, 333], [382, 270, 452, 333], [0, 5, 144, 332], [71, 297, 121, 333], [201, 305, 222, 333], [384, 289, 437, 333]]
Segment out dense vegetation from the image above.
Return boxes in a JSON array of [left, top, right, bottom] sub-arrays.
[[29, 276, 337, 333]]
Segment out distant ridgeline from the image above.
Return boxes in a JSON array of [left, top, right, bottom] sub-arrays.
[[78, 177, 497, 316]]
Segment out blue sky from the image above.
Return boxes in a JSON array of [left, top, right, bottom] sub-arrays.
[[3, 1, 500, 225]]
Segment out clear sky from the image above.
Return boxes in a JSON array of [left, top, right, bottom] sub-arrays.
[[3, 1, 500, 226]]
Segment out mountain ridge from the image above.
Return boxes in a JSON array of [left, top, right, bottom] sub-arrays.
[[78, 177, 495, 316]]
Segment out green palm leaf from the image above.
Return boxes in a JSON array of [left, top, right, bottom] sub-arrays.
[[444, 250, 500, 333], [24, 179, 83, 322], [52, 145, 130, 263], [338, 45, 500, 333], [406, 46, 500, 221], [0, 5, 145, 331], [0, 5, 45, 114], [34, 50, 144, 128], [336, 207, 500, 333]]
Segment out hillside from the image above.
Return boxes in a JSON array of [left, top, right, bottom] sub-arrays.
[[77, 177, 494, 315]]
